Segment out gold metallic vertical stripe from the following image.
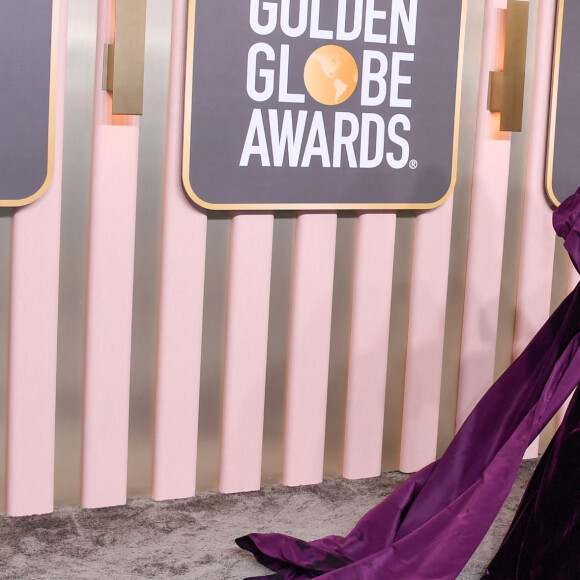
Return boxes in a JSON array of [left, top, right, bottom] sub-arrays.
[[0, 0, 60, 207], [0, 208, 12, 513], [546, 0, 565, 206], [437, 0, 486, 457], [323, 215, 357, 479], [126, 0, 172, 500], [197, 218, 231, 492], [261, 216, 296, 485], [382, 214, 415, 470], [54, 0, 98, 508]]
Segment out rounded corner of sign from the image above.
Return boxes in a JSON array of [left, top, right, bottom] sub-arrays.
[[545, 180, 561, 209], [1, 178, 52, 208], [0, 186, 48, 207], [438, 177, 457, 207], [9, 196, 40, 208], [181, 176, 216, 211], [415, 181, 455, 212], [426, 190, 453, 211]]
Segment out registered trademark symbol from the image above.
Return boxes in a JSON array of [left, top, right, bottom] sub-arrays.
[[409, 159, 418, 170]]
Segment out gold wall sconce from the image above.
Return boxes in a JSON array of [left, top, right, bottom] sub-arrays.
[[103, 0, 147, 115], [487, 0, 529, 132]]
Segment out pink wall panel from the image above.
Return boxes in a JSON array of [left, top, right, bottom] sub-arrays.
[[283, 214, 337, 486], [400, 199, 454, 473], [82, 125, 139, 508], [81, 0, 140, 509], [5, 0, 68, 517], [456, 0, 513, 429], [220, 215, 274, 493], [343, 213, 396, 480], [152, 0, 207, 502]]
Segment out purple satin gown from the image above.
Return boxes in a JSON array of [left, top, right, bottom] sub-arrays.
[[236, 190, 580, 579]]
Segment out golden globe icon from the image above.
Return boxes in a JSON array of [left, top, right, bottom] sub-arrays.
[[304, 45, 359, 106]]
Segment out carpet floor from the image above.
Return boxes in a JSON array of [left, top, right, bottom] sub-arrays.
[[0, 459, 538, 579]]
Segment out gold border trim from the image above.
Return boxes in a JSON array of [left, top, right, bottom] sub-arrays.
[[182, 0, 468, 211], [546, 0, 564, 207], [0, 0, 60, 208]]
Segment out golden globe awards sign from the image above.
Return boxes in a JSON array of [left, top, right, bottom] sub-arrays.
[[183, 0, 466, 210], [547, 0, 579, 206], [0, 1, 59, 207]]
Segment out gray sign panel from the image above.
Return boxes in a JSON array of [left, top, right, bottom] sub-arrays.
[[547, 0, 580, 205], [0, 0, 58, 207], [183, 0, 466, 210]]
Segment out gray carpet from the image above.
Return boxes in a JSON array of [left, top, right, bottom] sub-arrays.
[[0, 460, 538, 579]]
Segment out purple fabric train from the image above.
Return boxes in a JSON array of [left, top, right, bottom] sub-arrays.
[[236, 189, 580, 579]]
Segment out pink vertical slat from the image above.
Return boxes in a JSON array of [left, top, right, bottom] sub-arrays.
[[6, 0, 68, 516], [81, 0, 140, 508], [283, 213, 337, 486], [82, 126, 139, 508], [455, 0, 512, 429], [219, 214, 274, 493], [152, 0, 207, 502], [513, 0, 557, 459], [400, 199, 454, 473], [342, 213, 396, 480]]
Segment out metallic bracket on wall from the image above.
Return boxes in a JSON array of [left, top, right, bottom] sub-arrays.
[[103, 0, 147, 115], [487, 0, 529, 132]]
